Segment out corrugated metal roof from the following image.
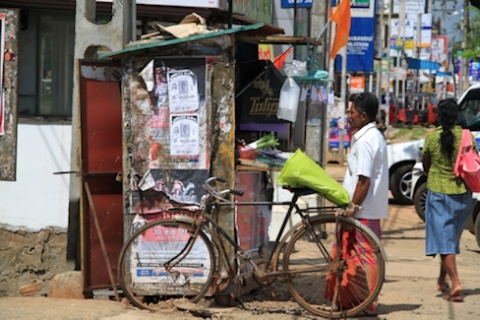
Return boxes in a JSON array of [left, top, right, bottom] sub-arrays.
[[99, 22, 275, 59]]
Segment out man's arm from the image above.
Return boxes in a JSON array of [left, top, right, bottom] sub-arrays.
[[346, 175, 370, 217]]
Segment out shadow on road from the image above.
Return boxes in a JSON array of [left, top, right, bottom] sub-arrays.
[[466, 248, 480, 254], [462, 288, 480, 299], [378, 303, 422, 316]]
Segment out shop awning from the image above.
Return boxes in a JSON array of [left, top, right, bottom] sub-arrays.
[[407, 58, 441, 71], [437, 71, 453, 77]]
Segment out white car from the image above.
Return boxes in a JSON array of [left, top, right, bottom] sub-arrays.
[[387, 139, 424, 205], [410, 83, 480, 247]]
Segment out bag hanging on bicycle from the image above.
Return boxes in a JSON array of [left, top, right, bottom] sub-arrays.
[[277, 149, 350, 206]]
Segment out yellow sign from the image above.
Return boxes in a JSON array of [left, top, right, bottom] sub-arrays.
[[258, 44, 274, 62]]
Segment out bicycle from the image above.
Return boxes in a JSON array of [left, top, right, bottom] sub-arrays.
[[117, 177, 386, 318]]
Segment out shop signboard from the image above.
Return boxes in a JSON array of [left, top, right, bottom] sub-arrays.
[[390, 13, 432, 58], [335, 17, 376, 73], [97, 0, 222, 8], [350, 76, 365, 93], [281, 0, 313, 9], [392, 0, 425, 14], [238, 61, 287, 124], [333, 0, 376, 73]]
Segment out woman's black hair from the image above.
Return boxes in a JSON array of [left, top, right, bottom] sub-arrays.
[[436, 98, 459, 160]]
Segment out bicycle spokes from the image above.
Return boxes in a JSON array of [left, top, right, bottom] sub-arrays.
[[282, 215, 385, 318], [118, 220, 216, 311]]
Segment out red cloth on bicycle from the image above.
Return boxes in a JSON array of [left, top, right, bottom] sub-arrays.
[[324, 226, 375, 309]]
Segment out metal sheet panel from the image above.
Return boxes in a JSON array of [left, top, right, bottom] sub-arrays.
[[80, 68, 123, 293]]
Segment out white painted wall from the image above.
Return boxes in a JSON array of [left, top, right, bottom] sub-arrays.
[[0, 124, 72, 231]]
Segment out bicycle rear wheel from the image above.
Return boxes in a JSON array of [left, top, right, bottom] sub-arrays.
[[283, 214, 385, 318], [118, 218, 216, 311]]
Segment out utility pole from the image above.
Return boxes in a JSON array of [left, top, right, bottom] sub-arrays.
[[395, 0, 405, 117], [376, 0, 384, 105], [385, 0, 392, 126], [460, 0, 470, 95]]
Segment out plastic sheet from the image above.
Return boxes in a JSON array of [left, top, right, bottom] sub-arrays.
[[278, 149, 350, 206]]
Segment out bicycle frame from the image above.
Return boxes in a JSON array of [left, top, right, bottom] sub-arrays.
[[182, 190, 340, 285]]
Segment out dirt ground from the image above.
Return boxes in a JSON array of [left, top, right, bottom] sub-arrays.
[[1, 164, 479, 320]]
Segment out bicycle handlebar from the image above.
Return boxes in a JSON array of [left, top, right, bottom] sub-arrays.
[[203, 177, 244, 198]]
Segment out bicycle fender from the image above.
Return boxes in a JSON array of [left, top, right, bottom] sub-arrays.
[[172, 214, 195, 224]]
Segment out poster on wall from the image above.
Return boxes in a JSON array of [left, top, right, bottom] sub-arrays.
[[133, 169, 210, 213], [0, 91, 4, 136], [170, 114, 200, 157], [130, 57, 211, 214], [144, 57, 207, 168], [0, 13, 5, 136], [127, 214, 211, 291], [167, 69, 199, 113]]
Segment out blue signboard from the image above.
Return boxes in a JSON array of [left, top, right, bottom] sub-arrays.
[[455, 59, 480, 81], [335, 17, 376, 73], [281, 0, 313, 9]]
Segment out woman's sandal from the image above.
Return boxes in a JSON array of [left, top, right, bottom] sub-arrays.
[[443, 288, 465, 302]]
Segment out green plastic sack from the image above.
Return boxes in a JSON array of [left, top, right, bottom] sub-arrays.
[[278, 149, 350, 207]]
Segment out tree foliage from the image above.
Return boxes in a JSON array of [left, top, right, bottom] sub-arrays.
[[452, 6, 480, 59]]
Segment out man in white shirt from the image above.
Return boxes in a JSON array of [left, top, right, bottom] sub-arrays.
[[342, 92, 388, 316], [343, 92, 389, 240]]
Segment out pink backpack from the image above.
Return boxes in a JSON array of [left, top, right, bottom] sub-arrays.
[[454, 129, 480, 192]]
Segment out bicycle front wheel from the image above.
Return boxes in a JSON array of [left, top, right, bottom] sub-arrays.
[[118, 218, 217, 311], [283, 214, 385, 318]]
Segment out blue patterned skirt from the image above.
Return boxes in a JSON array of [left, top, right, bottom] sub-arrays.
[[425, 190, 473, 256]]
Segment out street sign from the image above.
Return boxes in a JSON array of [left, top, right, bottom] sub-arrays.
[[281, 0, 313, 9], [350, 76, 365, 93]]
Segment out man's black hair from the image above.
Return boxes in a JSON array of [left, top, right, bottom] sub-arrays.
[[348, 92, 379, 122]]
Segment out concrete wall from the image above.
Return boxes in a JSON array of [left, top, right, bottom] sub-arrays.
[[0, 124, 72, 297], [0, 124, 72, 231]]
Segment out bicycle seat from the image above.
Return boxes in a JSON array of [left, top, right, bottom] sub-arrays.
[[283, 186, 317, 196]]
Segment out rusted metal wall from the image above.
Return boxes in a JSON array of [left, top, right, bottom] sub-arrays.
[[79, 61, 124, 292], [0, 9, 19, 181]]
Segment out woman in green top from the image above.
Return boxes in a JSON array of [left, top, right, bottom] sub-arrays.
[[422, 98, 475, 302]]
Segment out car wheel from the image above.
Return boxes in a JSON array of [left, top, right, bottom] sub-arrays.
[[475, 209, 480, 248], [465, 202, 479, 235], [390, 164, 414, 205], [413, 181, 427, 222]]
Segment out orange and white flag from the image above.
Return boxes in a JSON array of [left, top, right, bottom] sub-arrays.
[[329, 0, 351, 59]]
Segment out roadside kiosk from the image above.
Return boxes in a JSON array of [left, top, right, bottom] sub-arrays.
[[84, 17, 324, 301]]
